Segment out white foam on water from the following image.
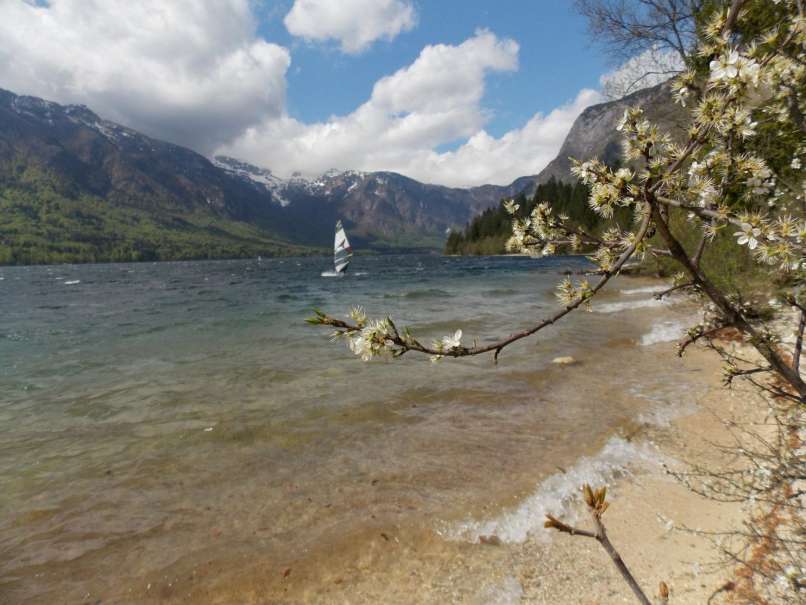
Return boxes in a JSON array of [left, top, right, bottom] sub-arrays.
[[476, 576, 524, 605], [594, 297, 668, 313], [629, 382, 700, 428], [640, 320, 686, 346], [620, 285, 668, 296], [636, 401, 699, 428], [64, 280, 81, 285], [443, 437, 664, 545]]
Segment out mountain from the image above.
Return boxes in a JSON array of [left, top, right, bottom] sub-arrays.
[[0, 88, 532, 263], [443, 81, 686, 255], [0, 89, 316, 263], [211, 156, 527, 249], [0, 82, 682, 265], [534, 81, 685, 185], [480, 81, 684, 198]]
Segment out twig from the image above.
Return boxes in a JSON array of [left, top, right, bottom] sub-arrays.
[[545, 485, 653, 605], [313, 207, 653, 362], [655, 195, 745, 229], [692, 232, 708, 269], [794, 305, 805, 375], [655, 281, 695, 300], [647, 193, 806, 398], [723, 0, 744, 35]]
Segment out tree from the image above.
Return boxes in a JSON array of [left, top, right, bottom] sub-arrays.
[[574, 0, 708, 63], [312, 0, 804, 396], [310, 0, 805, 601], [574, 0, 719, 99]]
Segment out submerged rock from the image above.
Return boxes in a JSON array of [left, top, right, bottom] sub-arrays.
[[552, 356, 577, 365]]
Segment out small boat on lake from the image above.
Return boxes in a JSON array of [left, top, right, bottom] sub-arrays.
[[321, 220, 352, 277]]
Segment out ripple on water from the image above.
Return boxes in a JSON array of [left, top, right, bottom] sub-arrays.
[[0, 259, 706, 603], [384, 288, 451, 299]]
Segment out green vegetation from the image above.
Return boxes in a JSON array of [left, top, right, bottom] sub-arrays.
[[0, 179, 315, 265], [446, 178, 789, 300], [643, 209, 796, 301], [445, 178, 616, 255], [362, 231, 447, 251]]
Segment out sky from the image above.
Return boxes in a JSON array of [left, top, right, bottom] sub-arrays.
[[0, 1, 662, 187]]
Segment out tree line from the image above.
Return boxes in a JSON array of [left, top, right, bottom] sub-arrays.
[[444, 178, 615, 255]]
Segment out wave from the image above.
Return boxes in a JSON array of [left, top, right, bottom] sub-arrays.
[[443, 437, 664, 544], [64, 280, 81, 285], [640, 320, 687, 346], [594, 298, 668, 313], [636, 401, 699, 428], [483, 288, 519, 297], [619, 285, 667, 296], [384, 288, 450, 300], [628, 380, 702, 427]]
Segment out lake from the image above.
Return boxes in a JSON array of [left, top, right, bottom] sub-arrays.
[[0, 255, 709, 603]]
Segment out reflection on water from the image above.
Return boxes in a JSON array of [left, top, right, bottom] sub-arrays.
[[0, 255, 707, 603]]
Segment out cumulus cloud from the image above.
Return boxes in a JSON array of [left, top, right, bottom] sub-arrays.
[[284, 0, 416, 54], [0, 4, 602, 188], [220, 30, 600, 187], [599, 46, 684, 100], [400, 89, 602, 186], [0, 0, 290, 152]]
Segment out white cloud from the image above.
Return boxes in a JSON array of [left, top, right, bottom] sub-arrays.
[[400, 89, 602, 186], [599, 47, 684, 100], [0, 4, 602, 188], [284, 0, 416, 54], [0, 0, 290, 152], [220, 30, 600, 187]]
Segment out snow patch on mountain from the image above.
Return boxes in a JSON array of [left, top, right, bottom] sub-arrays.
[[212, 157, 382, 207], [212, 156, 293, 206]]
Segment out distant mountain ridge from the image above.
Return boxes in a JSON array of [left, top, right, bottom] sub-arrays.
[[0, 82, 680, 264], [0, 88, 537, 262], [441, 81, 687, 256], [212, 154, 539, 247]]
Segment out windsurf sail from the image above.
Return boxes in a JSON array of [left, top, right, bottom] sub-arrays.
[[333, 220, 352, 274]]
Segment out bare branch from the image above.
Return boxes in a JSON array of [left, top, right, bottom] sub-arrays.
[[793, 302, 805, 375], [545, 485, 653, 605], [654, 281, 696, 299]]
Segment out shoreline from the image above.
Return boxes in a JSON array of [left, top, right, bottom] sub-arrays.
[[154, 290, 751, 604], [509, 348, 753, 604], [303, 346, 752, 605], [5, 269, 758, 604]]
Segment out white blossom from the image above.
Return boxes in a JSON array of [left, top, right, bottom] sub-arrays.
[[734, 223, 761, 250]]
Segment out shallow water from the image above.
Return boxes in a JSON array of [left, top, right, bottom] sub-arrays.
[[0, 255, 707, 603]]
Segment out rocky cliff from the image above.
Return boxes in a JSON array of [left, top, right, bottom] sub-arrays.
[[534, 81, 685, 185]]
